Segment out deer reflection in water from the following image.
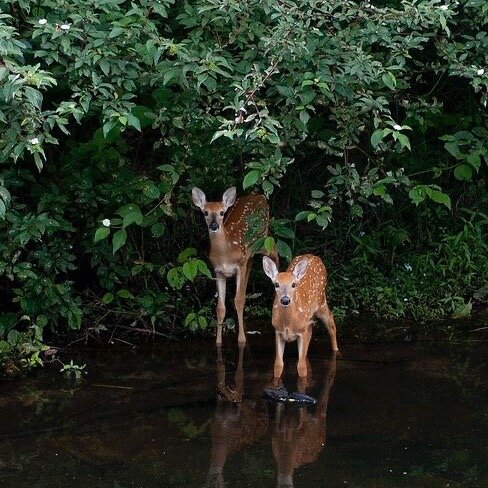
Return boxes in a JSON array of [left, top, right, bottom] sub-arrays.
[[206, 347, 337, 487], [272, 353, 337, 488], [205, 346, 268, 487]]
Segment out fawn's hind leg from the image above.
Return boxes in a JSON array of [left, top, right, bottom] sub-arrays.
[[316, 300, 339, 352]]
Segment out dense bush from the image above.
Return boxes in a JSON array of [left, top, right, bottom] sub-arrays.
[[0, 0, 487, 370]]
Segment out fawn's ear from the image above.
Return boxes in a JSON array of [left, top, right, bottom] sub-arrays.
[[192, 187, 207, 211], [263, 256, 279, 280], [222, 187, 236, 211], [292, 258, 308, 281]]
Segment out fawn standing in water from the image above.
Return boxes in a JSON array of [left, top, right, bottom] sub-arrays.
[[263, 254, 338, 378]]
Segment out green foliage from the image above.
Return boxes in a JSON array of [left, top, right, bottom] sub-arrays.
[[0, 0, 487, 371], [0, 315, 50, 372], [59, 359, 86, 380], [328, 211, 488, 322]]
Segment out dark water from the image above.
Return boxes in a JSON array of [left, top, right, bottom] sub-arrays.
[[0, 335, 487, 488]]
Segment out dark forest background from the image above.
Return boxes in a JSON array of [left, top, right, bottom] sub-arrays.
[[0, 0, 487, 371]]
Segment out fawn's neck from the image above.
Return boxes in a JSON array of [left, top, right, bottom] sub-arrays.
[[273, 301, 296, 326], [209, 227, 243, 252]]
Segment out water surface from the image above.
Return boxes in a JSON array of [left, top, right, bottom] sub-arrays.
[[0, 335, 487, 487]]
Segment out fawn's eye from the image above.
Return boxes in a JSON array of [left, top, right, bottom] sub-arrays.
[[275, 282, 279, 288], [204, 211, 209, 216], [291, 283, 296, 288], [219, 211, 224, 216]]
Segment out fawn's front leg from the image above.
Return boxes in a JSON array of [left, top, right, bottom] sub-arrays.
[[274, 332, 286, 378], [215, 274, 226, 346], [297, 327, 312, 377]]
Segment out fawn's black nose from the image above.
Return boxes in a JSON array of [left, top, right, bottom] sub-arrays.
[[280, 296, 291, 306], [209, 221, 219, 231]]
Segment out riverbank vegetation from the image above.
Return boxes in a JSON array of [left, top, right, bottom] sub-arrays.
[[1, 0, 487, 372]]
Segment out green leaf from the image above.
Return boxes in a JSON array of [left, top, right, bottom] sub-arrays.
[[151, 222, 165, 237], [408, 187, 426, 206], [276, 85, 294, 97], [143, 182, 160, 200], [196, 260, 212, 278], [198, 316, 207, 328], [103, 120, 117, 138], [112, 229, 127, 253], [273, 224, 295, 239], [34, 153, 43, 172], [445, 141, 461, 159], [36, 315, 48, 327], [122, 210, 143, 228], [439, 12, 450, 35], [264, 236, 275, 253], [117, 289, 132, 299], [109, 27, 124, 38], [101, 293, 114, 304], [100, 59, 110, 76], [396, 133, 411, 150], [0, 313, 17, 336], [184, 312, 197, 327], [250, 236, 265, 255], [182, 260, 198, 281], [7, 329, 20, 345], [427, 189, 451, 209], [262, 179, 274, 196], [127, 113, 141, 131], [167, 268, 184, 289], [25, 87, 43, 109], [243, 170, 261, 189], [276, 239, 292, 262], [466, 153, 481, 171], [454, 164, 473, 181], [371, 129, 385, 148], [116, 204, 142, 217], [299, 110, 309, 125], [315, 214, 330, 229], [372, 185, 386, 196], [382, 72, 396, 90], [295, 211, 310, 221], [94, 227, 110, 243], [0, 186, 11, 204], [311, 190, 324, 199], [178, 247, 197, 263], [0, 200, 5, 219], [267, 133, 280, 144]]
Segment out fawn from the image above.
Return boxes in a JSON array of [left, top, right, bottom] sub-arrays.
[[192, 187, 276, 346], [262, 254, 338, 378]]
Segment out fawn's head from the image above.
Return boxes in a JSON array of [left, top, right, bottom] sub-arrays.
[[192, 187, 236, 235], [263, 256, 308, 307]]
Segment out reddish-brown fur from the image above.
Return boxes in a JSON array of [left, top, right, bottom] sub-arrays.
[[193, 187, 276, 346], [263, 254, 338, 378]]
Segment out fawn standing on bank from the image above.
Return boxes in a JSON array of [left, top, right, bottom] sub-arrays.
[[262, 254, 338, 378], [192, 187, 275, 346]]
